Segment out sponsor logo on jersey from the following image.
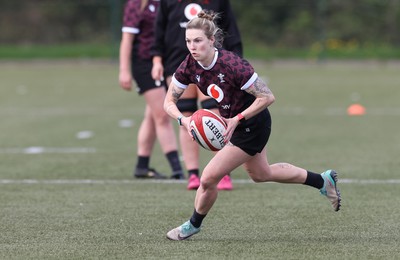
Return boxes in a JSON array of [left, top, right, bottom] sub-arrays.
[[207, 84, 224, 103], [184, 3, 202, 20]]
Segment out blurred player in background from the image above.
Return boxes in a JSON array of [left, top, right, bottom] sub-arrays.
[[164, 10, 341, 241], [119, 0, 184, 179], [151, 0, 242, 190]]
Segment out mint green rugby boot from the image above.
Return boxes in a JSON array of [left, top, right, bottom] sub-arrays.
[[320, 170, 341, 211], [166, 220, 200, 241]]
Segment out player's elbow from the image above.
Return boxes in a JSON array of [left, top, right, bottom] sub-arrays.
[[163, 100, 170, 113], [260, 94, 275, 108], [268, 94, 275, 105]]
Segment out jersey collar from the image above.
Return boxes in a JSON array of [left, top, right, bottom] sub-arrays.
[[197, 48, 218, 70]]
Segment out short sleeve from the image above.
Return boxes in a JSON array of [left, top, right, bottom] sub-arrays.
[[122, 0, 141, 34]]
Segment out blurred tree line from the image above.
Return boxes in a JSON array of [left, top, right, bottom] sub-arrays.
[[0, 0, 399, 49]]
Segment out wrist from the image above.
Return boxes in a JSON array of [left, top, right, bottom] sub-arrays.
[[236, 113, 245, 123], [153, 56, 162, 64]]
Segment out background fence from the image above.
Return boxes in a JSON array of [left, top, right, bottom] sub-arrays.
[[1, 0, 399, 58]]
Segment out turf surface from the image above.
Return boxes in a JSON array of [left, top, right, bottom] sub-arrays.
[[0, 60, 399, 259]]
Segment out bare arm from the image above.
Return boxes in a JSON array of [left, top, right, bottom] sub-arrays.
[[119, 32, 134, 91], [241, 77, 275, 120], [223, 77, 275, 142], [151, 0, 167, 81], [164, 82, 186, 121], [151, 55, 164, 81], [164, 82, 196, 139]]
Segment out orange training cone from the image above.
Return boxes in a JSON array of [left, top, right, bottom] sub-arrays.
[[347, 103, 366, 116]]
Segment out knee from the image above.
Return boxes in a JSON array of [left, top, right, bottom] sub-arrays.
[[250, 175, 268, 183], [159, 113, 172, 125], [199, 175, 219, 190], [246, 168, 271, 183], [153, 114, 172, 128]]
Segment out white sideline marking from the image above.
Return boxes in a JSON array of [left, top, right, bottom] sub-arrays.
[[0, 179, 399, 185], [75, 131, 94, 139], [1, 107, 400, 117], [0, 147, 96, 154]]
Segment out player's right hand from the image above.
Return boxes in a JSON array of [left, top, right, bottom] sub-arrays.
[[119, 71, 132, 91]]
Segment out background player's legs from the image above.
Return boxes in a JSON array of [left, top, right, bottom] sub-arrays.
[[166, 77, 199, 181], [134, 104, 160, 178], [135, 87, 183, 179], [144, 87, 180, 154], [136, 104, 156, 157]]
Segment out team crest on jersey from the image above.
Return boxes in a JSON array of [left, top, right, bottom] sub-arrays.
[[217, 73, 225, 83], [207, 84, 224, 103], [184, 3, 202, 20]]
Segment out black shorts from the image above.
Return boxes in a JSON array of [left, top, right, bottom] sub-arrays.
[[132, 58, 166, 95], [230, 109, 272, 156]]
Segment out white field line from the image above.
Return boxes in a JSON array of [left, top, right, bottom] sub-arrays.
[[0, 147, 96, 154], [0, 179, 399, 185], [1, 107, 400, 117]]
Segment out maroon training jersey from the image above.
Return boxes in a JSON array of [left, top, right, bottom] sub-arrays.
[[172, 49, 258, 119], [122, 0, 160, 60]]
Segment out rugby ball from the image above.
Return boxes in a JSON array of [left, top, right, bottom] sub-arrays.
[[189, 109, 227, 151]]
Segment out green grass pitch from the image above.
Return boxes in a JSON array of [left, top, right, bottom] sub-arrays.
[[0, 60, 399, 259]]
